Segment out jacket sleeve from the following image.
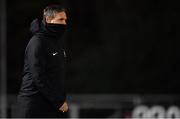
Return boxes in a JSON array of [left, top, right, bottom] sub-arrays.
[[25, 38, 66, 110]]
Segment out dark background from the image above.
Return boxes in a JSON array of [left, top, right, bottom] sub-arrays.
[[7, 0, 180, 95]]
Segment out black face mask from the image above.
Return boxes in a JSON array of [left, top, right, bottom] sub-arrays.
[[45, 23, 67, 38]]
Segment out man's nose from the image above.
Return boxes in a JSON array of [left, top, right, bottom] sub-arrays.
[[63, 20, 67, 25]]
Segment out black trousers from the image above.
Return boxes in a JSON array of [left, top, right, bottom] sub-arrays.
[[13, 93, 67, 118]]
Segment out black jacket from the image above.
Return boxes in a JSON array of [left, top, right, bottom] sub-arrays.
[[18, 19, 67, 110]]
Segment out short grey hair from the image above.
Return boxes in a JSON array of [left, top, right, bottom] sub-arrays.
[[43, 4, 66, 19]]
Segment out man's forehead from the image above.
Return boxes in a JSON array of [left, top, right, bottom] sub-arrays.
[[55, 11, 67, 19]]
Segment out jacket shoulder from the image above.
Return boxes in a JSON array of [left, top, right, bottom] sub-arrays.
[[26, 34, 45, 53]]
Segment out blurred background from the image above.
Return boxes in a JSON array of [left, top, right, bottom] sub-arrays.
[[1, 0, 180, 118]]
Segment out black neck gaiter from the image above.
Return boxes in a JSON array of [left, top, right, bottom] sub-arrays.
[[45, 23, 67, 39]]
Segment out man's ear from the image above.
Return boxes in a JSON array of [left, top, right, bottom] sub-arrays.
[[45, 16, 52, 23]]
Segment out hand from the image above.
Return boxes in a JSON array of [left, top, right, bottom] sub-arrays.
[[59, 101, 68, 113]]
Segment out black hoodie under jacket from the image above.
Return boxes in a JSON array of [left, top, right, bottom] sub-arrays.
[[16, 19, 67, 117]]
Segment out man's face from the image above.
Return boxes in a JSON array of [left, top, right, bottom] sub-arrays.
[[46, 11, 67, 25]]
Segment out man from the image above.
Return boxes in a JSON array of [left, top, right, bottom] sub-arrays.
[[15, 4, 68, 118]]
